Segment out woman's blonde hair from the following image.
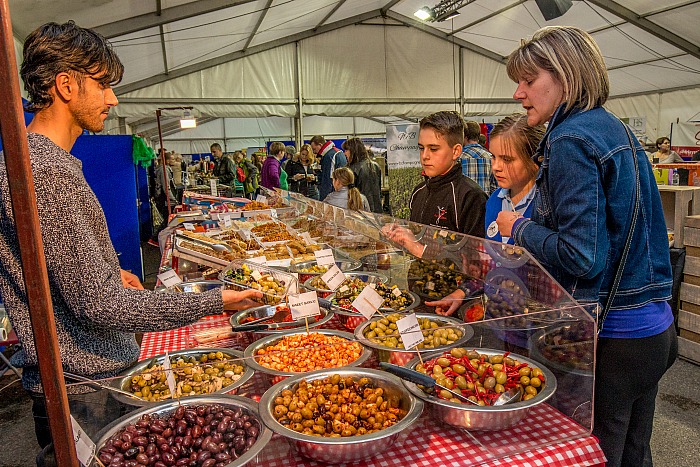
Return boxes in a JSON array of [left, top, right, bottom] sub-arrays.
[[332, 167, 364, 211], [506, 26, 609, 112], [489, 113, 545, 181], [300, 143, 316, 165]]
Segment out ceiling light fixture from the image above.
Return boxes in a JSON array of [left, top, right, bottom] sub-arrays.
[[414, 0, 474, 23], [179, 109, 197, 129]]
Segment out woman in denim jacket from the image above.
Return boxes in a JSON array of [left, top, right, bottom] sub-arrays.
[[496, 26, 677, 467]]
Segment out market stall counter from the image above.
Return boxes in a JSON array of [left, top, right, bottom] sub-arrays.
[[132, 191, 604, 466]]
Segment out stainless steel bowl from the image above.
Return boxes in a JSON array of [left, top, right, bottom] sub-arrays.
[[92, 395, 272, 467], [302, 271, 388, 298], [327, 290, 421, 331], [243, 329, 372, 384], [112, 348, 254, 407], [402, 348, 556, 431], [155, 280, 223, 293], [229, 303, 334, 347], [354, 313, 474, 366], [258, 367, 424, 464]]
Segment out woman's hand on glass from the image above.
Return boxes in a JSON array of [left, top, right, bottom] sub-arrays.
[[425, 288, 466, 316]]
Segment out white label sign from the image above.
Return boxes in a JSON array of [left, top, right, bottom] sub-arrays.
[[248, 256, 267, 264], [210, 179, 218, 196], [392, 287, 403, 297], [300, 232, 317, 245], [251, 270, 262, 281], [270, 208, 278, 218], [288, 291, 321, 320], [163, 352, 177, 398], [157, 269, 183, 288], [70, 415, 96, 467], [183, 222, 195, 231], [314, 248, 335, 266], [256, 194, 267, 204], [397, 313, 425, 350], [321, 264, 346, 291], [352, 285, 384, 320], [223, 217, 233, 228]]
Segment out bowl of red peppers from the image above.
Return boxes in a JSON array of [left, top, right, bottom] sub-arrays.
[[400, 347, 556, 430]]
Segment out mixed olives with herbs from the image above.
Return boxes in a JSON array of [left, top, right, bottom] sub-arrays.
[[97, 404, 261, 466], [127, 352, 245, 401], [416, 348, 546, 406], [362, 313, 464, 350], [272, 375, 406, 437], [328, 280, 413, 311], [222, 263, 288, 304]]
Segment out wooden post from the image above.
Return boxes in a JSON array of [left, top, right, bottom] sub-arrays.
[[0, 4, 79, 465]]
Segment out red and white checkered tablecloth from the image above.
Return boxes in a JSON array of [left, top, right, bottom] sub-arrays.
[[138, 316, 606, 467]]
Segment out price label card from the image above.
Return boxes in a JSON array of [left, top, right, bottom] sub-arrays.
[[288, 291, 321, 320], [397, 313, 425, 350], [223, 217, 233, 228], [321, 264, 346, 291], [248, 256, 267, 264], [351, 285, 384, 320], [251, 270, 262, 281], [270, 208, 278, 218], [256, 194, 267, 204], [70, 415, 96, 467], [300, 232, 317, 245], [157, 269, 183, 288], [210, 179, 218, 196], [392, 287, 403, 297], [289, 273, 299, 294], [163, 352, 177, 397], [183, 222, 195, 231], [314, 248, 335, 266]]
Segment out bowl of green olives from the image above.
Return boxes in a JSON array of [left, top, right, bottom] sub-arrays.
[[401, 348, 556, 430], [112, 348, 254, 407], [354, 313, 473, 365]]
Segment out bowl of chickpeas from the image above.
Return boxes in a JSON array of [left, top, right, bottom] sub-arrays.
[[258, 368, 424, 464], [113, 349, 254, 407], [243, 329, 372, 385], [354, 313, 473, 366], [401, 347, 556, 431]]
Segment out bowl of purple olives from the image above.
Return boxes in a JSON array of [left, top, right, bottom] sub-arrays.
[[92, 395, 271, 467]]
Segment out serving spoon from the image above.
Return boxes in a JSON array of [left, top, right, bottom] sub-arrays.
[[63, 371, 147, 402]]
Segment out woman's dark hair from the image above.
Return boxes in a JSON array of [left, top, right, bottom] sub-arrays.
[[656, 137, 670, 150], [419, 111, 464, 148], [21, 21, 124, 113], [341, 138, 368, 164]]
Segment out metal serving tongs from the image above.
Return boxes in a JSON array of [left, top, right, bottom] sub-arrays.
[[176, 233, 232, 253], [63, 371, 147, 402]]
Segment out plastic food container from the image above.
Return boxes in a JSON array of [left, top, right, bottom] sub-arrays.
[[219, 259, 297, 305], [258, 368, 423, 464], [290, 258, 362, 284]]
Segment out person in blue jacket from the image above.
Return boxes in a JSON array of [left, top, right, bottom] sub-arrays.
[[496, 26, 677, 467], [484, 114, 544, 245]]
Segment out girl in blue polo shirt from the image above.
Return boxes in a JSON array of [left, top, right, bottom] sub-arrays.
[[484, 114, 545, 244]]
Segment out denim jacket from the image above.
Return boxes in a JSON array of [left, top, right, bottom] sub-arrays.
[[512, 104, 672, 309]]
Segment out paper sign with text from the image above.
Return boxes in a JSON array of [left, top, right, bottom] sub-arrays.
[[210, 179, 218, 196], [157, 269, 183, 288], [70, 415, 96, 467], [288, 291, 321, 319], [183, 222, 195, 231], [397, 313, 425, 350], [352, 286, 384, 320], [163, 352, 177, 397], [321, 264, 346, 291], [300, 232, 317, 245], [314, 248, 335, 266], [256, 194, 267, 204]]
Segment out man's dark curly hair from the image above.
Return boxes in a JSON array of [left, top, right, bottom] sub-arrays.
[[21, 21, 124, 113]]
